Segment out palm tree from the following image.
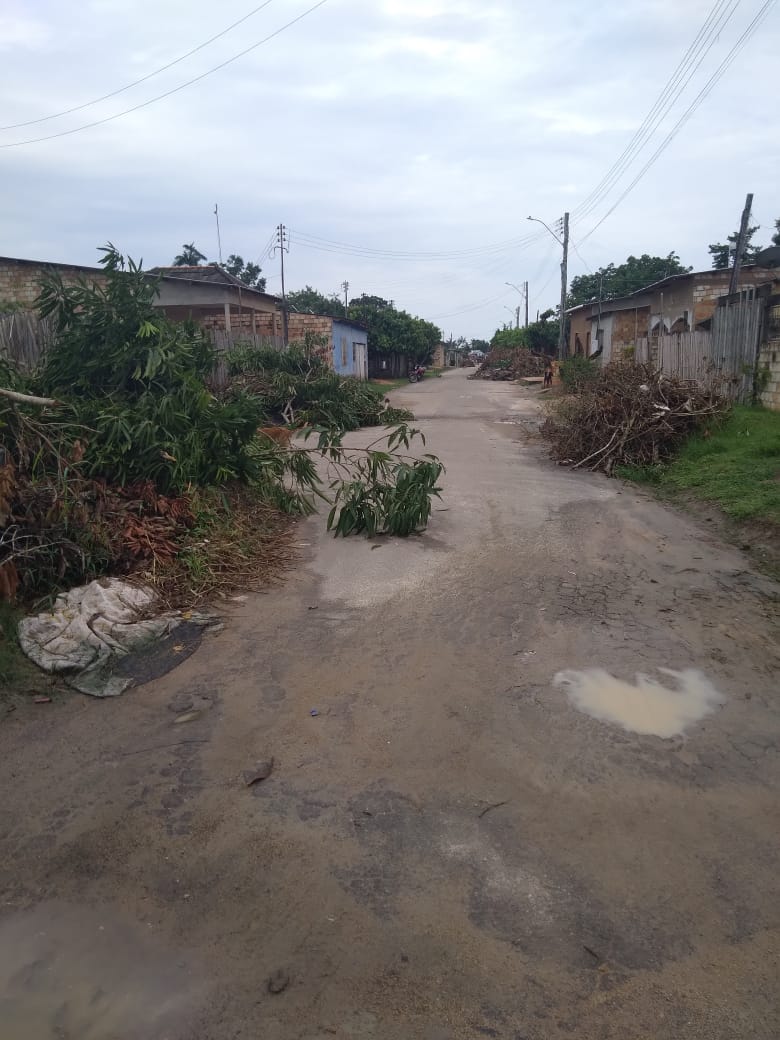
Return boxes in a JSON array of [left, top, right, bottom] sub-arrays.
[[172, 243, 207, 266]]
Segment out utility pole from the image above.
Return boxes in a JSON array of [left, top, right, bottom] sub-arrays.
[[272, 223, 290, 345], [524, 280, 529, 327], [515, 306, 520, 330], [214, 204, 223, 265], [341, 280, 350, 315], [728, 192, 754, 296], [558, 212, 569, 360]]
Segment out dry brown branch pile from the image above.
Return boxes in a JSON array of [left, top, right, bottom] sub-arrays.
[[472, 347, 546, 381], [541, 361, 728, 476]]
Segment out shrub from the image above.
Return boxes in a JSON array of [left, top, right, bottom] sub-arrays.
[[559, 355, 598, 393], [37, 245, 264, 493]]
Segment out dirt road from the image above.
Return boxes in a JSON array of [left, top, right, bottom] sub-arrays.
[[2, 369, 779, 1039]]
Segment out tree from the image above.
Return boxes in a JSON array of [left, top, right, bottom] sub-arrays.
[[490, 311, 558, 356], [222, 254, 266, 292], [470, 338, 490, 353], [708, 224, 762, 270], [347, 294, 441, 363], [772, 219, 780, 247], [286, 285, 343, 317], [568, 253, 691, 307], [172, 243, 207, 266]]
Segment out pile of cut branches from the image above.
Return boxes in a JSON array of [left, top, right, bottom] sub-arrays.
[[472, 347, 546, 381], [541, 361, 728, 475]]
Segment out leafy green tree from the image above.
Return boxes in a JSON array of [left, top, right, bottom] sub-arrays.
[[221, 254, 266, 292], [347, 295, 440, 363], [491, 312, 558, 356], [568, 253, 691, 307], [708, 224, 761, 270], [286, 285, 343, 317], [470, 338, 490, 353], [172, 242, 207, 266], [771, 219, 780, 247]]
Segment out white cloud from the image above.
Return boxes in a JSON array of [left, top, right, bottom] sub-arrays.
[[0, 0, 777, 338]]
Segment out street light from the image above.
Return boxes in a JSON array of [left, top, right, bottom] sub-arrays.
[[527, 212, 569, 359], [526, 215, 562, 244], [505, 281, 528, 327]]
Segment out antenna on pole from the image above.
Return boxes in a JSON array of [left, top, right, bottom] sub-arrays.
[[214, 204, 223, 265]]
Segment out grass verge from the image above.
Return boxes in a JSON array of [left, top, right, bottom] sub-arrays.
[[618, 405, 780, 575], [617, 405, 780, 524], [0, 601, 64, 709], [145, 484, 296, 608]]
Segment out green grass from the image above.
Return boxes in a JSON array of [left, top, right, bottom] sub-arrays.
[[618, 405, 780, 524], [0, 601, 40, 696]]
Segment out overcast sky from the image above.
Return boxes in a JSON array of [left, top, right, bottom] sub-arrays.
[[2, 0, 778, 338]]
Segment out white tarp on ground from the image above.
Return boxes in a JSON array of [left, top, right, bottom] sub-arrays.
[[18, 579, 209, 698]]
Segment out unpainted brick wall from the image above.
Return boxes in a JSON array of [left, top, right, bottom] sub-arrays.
[[0, 259, 108, 308], [758, 300, 780, 411]]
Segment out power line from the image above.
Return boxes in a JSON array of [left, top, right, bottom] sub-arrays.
[[572, 0, 742, 222], [289, 228, 547, 263], [0, 0, 277, 131], [580, 0, 776, 244], [0, 0, 330, 148]]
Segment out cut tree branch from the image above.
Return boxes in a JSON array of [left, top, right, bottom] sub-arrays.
[[0, 387, 59, 407]]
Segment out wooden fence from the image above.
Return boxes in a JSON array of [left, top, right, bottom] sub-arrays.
[[632, 289, 765, 403], [0, 312, 54, 371], [0, 312, 288, 387]]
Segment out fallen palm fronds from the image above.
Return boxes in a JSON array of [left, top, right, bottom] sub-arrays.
[[541, 361, 728, 475]]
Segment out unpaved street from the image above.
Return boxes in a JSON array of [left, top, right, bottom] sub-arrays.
[[1, 369, 779, 1039]]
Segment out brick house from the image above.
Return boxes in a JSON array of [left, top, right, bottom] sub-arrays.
[[0, 255, 284, 335], [0, 256, 370, 379], [567, 265, 778, 362]]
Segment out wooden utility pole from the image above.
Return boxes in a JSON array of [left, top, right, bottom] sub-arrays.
[[558, 212, 570, 360], [341, 280, 350, 315], [515, 305, 520, 330], [272, 223, 290, 345], [524, 280, 529, 327], [729, 192, 754, 296]]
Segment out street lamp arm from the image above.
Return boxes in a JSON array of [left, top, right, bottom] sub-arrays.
[[527, 215, 562, 245]]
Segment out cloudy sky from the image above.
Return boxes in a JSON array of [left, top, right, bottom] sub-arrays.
[[2, 0, 778, 338]]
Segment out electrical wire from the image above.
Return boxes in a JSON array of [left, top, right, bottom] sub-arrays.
[[0, 0, 277, 131], [0, 0, 330, 148], [288, 227, 546, 262], [572, 0, 742, 223], [580, 0, 776, 244]]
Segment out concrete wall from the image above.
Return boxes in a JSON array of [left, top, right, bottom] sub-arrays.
[[758, 296, 780, 411]]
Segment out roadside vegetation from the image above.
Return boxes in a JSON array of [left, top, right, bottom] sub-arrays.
[[0, 246, 444, 623], [617, 405, 780, 526], [541, 361, 727, 475]]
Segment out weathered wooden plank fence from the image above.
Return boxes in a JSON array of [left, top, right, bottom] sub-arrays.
[[0, 312, 55, 371], [632, 289, 765, 403]]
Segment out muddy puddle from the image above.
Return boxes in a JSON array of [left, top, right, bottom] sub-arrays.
[[0, 902, 196, 1039], [553, 667, 724, 738]]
